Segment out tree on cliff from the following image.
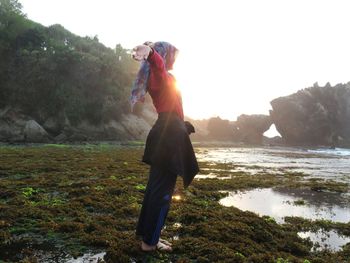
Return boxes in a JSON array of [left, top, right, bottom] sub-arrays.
[[0, 1, 139, 126]]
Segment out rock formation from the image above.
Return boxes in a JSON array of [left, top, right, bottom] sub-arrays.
[[270, 82, 350, 146], [232, 114, 272, 144], [207, 117, 234, 140], [3, 82, 350, 146], [197, 114, 272, 144], [0, 106, 154, 143]]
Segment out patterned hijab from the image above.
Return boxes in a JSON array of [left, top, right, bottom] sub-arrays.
[[130, 41, 178, 109]]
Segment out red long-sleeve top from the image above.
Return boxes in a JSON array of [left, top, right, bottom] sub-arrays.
[[147, 49, 184, 120]]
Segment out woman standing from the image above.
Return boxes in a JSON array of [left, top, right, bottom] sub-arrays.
[[131, 42, 199, 252]]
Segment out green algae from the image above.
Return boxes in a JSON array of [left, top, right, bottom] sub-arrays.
[[43, 144, 72, 148], [292, 200, 306, 206], [0, 145, 349, 262]]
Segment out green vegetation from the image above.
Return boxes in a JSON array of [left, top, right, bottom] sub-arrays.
[[0, 145, 349, 262], [21, 187, 39, 198], [0, 0, 139, 126], [293, 200, 306, 206]]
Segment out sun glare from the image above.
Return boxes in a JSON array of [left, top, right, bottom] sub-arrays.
[[172, 195, 182, 201], [173, 54, 211, 120], [173, 53, 234, 120]]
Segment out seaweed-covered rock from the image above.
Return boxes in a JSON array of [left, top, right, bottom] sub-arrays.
[[270, 82, 350, 146]]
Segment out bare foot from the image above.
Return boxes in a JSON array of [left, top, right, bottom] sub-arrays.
[[141, 240, 172, 252], [141, 241, 156, 252], [156, 240, 172, 252], [159, 238, 172, 246]]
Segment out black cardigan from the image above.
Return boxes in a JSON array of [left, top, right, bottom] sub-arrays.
[[142, 112, 199, 188]]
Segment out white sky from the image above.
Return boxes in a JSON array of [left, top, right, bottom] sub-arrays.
[[20, 0, 350, 121]]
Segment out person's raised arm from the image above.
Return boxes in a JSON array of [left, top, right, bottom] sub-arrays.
[[132, 45, 152, 61], [132, 44, 167, 73], [132, 44, 168, 91], [147, 48, 166, 72]]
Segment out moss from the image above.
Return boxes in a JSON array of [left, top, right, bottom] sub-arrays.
[[0, 145, 348, 262]]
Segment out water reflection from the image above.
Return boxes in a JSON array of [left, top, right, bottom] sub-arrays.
[[66, 252, 106, 263], [195, 173, 218, 179], [298, 230, 350, 252], [195, 173, 232, 180], [219, 188, 350, 223], [220, 188, 350, 251]]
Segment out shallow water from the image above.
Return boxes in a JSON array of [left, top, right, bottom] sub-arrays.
[[196, 146, 350, 181], [66, 252, 106, 263], [201, 146, 350, 252], [220, 188, 350, 251], [219, 188, 350, 223], [308, 147, 350, 157], [298, 230, 350, 252], [195, 173, 232, 180]]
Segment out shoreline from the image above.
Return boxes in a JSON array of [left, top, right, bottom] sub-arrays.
[[1, 140, 350, 151]]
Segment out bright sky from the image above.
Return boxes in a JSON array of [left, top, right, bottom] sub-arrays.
[[20, 0, 350, 122]]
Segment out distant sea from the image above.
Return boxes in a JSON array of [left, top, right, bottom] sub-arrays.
[[307, 147, 350, 156], [196, 146, 350, 182]]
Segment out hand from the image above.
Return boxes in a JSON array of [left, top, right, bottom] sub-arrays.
[[132, 45, 152, 61], [184, 121, 195, 134]]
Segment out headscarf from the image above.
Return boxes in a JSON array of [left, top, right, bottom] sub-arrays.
[[130, 41, 178, 109]]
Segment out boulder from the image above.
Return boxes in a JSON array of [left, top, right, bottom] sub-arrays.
[[43, 117, 63, 136], [0, 104, 155, 142], [52, 124, 90, 142], [54, 132, 68, 142], [120, 114, 151, 140], [75, 120, 105, 140], [0, 107, 30, 142], [132, 95, 157, 126], [0, 119, 24, 142], [138, 107, 157, 126], [104, 120, 130, 140], [24, 120, 50, 143], [67, 132, 88, 142]]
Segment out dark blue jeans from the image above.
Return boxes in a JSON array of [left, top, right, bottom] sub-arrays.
[[136, 165, 178, 246]]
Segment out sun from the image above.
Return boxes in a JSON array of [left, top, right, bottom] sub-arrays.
[[172, 54, 224, 120]]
